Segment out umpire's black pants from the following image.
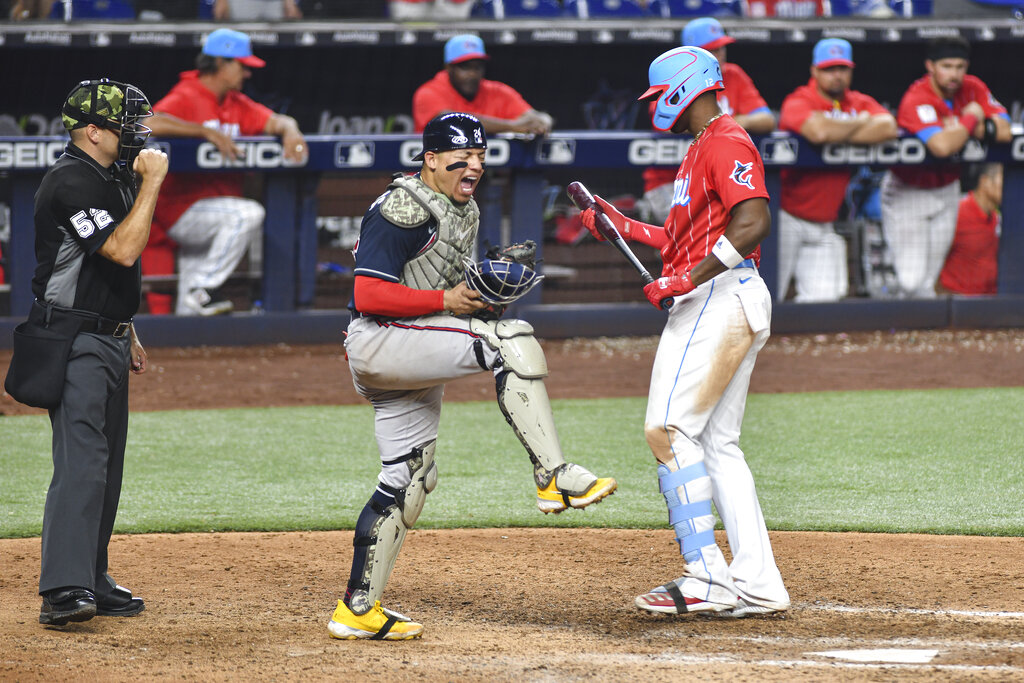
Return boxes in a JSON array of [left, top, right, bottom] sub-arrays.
[[39, 331, 131, 597]]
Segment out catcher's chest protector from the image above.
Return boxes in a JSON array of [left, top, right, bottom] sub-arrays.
[[384, 175, 479, 292]]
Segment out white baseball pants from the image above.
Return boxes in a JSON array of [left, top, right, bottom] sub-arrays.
[[646, 267, 789, 607], [776, 209, 849, 303], [166, 197, 264, 315], [880, 173, 959, 299]]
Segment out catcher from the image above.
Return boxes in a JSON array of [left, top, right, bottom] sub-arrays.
[[328, 112, 617, 641]]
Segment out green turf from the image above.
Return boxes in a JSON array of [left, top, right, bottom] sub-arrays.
[[2, 388, 1022, 538]]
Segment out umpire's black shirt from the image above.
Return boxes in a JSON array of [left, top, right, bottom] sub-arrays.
[[32, 142, 140, 321]]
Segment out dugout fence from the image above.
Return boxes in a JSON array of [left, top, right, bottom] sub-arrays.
[[1, 131, 1023, 348]]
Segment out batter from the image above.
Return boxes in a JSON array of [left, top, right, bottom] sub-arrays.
[[327, 113, 616, 641], [582, 47, 789, 617]]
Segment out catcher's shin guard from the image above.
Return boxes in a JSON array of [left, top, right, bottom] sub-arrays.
[[470, 318, 616, 509], [472, 318, 563, 472], [347, 441, 437, 615]]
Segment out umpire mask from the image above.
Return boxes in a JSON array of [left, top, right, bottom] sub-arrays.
[[62, 79, 154, 172]]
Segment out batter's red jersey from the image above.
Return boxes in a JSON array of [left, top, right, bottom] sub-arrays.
[[152, 71, 274, 230], [663, 115, 768, 275], [412, 71, 532, 132], [892, 74, 1007, 189], [779, 79, 889, 223], [939, 191, 1000, 295], [644, 62, 769, 193]]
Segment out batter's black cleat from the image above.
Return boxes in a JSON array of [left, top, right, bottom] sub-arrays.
[[96, 585, 146, 617], [39, 588, 97, 626]]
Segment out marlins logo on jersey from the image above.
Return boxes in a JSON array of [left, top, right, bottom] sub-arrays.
[[672, 175, 692, 208], [731, 161, 755, 190]]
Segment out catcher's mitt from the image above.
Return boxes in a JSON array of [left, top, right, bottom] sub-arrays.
[[485, 240, 538, 271]]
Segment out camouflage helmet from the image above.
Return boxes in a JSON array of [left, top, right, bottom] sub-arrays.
[[61, 79, 153, 168]]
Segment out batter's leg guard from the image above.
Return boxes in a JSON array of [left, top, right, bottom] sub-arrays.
[[345, 441, 437, 616], [471, 318, 617, 514], [635, 459, 738, 614]]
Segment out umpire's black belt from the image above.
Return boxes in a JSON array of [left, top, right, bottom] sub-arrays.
[[31, 300, 132, 338]]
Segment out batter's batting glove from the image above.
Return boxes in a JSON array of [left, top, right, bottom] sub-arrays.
[[643, 272, 694, 308], [580, 195, 633, 241]]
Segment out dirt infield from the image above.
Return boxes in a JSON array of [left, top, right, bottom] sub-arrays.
[[2, 329, 1024, 680]]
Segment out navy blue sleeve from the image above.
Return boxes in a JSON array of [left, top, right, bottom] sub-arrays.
[[352, 197, 435, 281]]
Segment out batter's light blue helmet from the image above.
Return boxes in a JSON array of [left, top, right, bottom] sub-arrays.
[[639, 46, 724, 132]]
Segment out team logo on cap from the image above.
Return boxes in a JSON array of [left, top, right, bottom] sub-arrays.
[[449, 126, 469, 145]]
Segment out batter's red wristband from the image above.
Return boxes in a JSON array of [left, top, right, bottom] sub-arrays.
[[959, 114, 979, 133]]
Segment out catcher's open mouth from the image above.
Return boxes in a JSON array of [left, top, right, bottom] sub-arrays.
[[460, 177, 477, 192]]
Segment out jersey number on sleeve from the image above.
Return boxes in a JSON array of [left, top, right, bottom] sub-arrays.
[[69, 208, 114, 238]]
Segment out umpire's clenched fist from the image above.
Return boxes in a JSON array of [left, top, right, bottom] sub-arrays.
[[133, 148, 168, 184]]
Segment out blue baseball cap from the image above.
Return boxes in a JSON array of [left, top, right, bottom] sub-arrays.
[[813, 38, 854, 68], [203, 28, 266, 68], [444, 34, 488, 65], [681, 18, 735, 51]]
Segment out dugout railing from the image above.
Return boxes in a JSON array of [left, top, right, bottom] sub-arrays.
[[1, 131, 1023, 347]]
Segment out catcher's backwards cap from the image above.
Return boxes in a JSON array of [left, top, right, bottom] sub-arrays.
[[640, 46, 724, 133], [413, 112, 487, 162]]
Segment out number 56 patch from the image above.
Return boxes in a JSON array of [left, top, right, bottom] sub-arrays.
[[69, 208, 114, 238]]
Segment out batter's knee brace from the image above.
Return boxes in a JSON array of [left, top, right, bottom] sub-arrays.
[[658, 462, 716, 563]]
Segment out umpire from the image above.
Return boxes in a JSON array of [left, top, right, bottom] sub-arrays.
[[5, 79, 167, 626]]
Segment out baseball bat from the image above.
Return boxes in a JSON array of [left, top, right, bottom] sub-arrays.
[[566, 181, 672, 309]]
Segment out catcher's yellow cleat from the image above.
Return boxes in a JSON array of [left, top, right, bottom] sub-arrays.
[[537, 467, 617, 514], [328, 600, 423, 641]]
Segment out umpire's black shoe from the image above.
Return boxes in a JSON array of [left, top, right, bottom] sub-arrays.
[[96, 585, 145, 617], [39, 588, 97, 626]]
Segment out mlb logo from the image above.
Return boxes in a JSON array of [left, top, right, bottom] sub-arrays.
[[537, 139, 575, 165], [335, 142, 375, 168], [759, 138, 798, 165]]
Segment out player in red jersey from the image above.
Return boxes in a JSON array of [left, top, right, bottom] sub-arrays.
[[580, 46, 789, 618], [412, 34, 553, 136], [640, 17, 774, 226], [145, 28, 306, 316], [939, 163, 1002, 295], [778, 38, 897, 302], [881, 36, 1010, 298]]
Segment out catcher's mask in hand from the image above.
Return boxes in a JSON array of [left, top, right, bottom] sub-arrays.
[[464, 258, 543, 305]]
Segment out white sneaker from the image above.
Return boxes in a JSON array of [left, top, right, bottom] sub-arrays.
[[180, 288, 233, 317], [713, 597, 790, 619]]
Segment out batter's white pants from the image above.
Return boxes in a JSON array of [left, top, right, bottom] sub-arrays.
[[166, 197, 264, 315], [646, 267, 788, 607], [345, 314, 501, 490], [776, 209, 848, 303], [880, 173, 959, 299]]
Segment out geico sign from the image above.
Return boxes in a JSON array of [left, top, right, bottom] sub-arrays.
[[628, 139, 691, 166], [1011, 136, 1024, 161], [0, 141, 66, 169], [822, 138, 926, 165], [197, 141, 306, 168], [399, 139, 510, 167]]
